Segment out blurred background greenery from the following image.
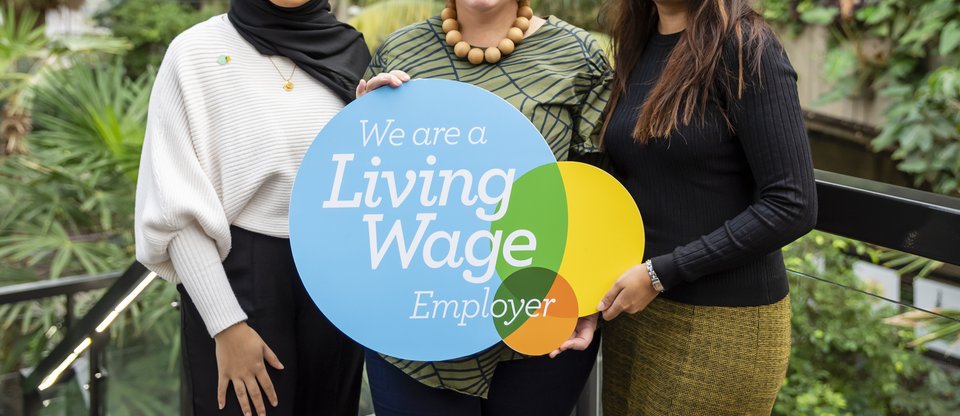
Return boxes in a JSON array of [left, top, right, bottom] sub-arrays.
[[1, 1, 958, 415]]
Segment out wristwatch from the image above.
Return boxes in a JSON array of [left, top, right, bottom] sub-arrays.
[[645, 259, 665, 293]]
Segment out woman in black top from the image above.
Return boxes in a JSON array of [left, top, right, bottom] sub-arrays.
[[595, 0, 816, 414]]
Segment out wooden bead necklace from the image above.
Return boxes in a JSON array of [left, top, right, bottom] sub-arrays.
[[441, 0, 534, 65]]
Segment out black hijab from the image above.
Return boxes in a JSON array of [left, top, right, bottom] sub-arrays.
[[228, 0, 371, 103]]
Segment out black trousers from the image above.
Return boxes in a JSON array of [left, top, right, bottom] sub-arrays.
[[179, 226, 364, 416], [364, 335, 600, 416]]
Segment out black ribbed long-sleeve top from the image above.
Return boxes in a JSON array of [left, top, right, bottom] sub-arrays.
[[604, 30, 818, 307]]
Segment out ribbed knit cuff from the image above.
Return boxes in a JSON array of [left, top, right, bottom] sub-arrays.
[[169, 224, 247, 337], [650, 253, 682, 292]]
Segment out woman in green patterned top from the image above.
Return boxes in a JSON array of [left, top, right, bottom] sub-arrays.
[[356, 0, 610, 414]]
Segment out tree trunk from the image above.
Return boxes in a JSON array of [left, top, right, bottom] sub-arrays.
[[1, 101, 31, 156]]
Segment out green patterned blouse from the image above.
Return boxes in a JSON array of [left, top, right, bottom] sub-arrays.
[[366, 15, 611, 398]]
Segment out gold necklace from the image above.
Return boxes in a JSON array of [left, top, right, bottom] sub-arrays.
[[441, 0, 534, 65], [268, 56, 297, 92]]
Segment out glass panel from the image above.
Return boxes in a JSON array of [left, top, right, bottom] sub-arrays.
[[104, 343, 180, 415], [36, 372, 88, 415], [14, 295, 375, 416], [780, 233, 960, 416]]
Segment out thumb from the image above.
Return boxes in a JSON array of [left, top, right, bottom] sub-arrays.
[[597, 284, 622, 312], [263, 344, 284, 370], [356, 79, 367, 98]]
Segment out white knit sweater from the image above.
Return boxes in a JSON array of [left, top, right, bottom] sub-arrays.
[[135, 15, 344, 336]]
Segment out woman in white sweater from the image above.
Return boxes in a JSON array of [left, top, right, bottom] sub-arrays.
[[134, 1, 369, 415]]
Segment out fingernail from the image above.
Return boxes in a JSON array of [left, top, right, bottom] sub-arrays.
[[279, 362, 285, 370], [597, 301, 606, 310]]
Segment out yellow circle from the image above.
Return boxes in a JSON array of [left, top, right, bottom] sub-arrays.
[[555, 162, 645, 317]]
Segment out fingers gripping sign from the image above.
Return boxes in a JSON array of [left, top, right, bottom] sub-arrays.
[[356, 70, 411, 98]]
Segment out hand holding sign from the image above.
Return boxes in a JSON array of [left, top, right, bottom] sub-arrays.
[[290, 79, 644, 361], [356, 70, 410, 98]]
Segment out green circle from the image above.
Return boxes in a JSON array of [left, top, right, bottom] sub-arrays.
[[490, 162, 567, 281]]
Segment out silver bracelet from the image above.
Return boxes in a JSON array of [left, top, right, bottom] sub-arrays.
[[645, 259, 665, 293]]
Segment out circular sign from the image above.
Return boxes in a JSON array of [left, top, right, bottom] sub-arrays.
[[290, 79, 643, 361]]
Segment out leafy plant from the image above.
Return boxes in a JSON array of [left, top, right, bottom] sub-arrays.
[[94, 0, 226, 75], [886, 308, 960, 352], [777, 232, 960, 416], [0, 4, 129, 155], [0, 60, 154, 375], [873, 66, 960, 195], [755, 0, 960, 360], [756, 0, 960, 196]]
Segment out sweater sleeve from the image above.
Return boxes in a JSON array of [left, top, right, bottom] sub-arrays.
[[650, 37, 818, 291], [571, 33, 613, 156], [134, 43, 247, 337]]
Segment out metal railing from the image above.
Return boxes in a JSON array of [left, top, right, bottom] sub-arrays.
[[4, 264, 156, 416]]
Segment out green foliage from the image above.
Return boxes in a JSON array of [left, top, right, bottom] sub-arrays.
[[350, 0, 442, 54], [30, 58, 152, 181], [24, 285, 182, 415], [531, 0, 602, 33], [0, 61, 151, 279], [0, 5, 130, 107], [0, 60, 159, 375], [0, 5, 47, 102], [0, 53, 182, 412], [776, 233, 960, 416], [873, 67, 960, 194], [0, 5, 129, 154], [756, 0, 960, 196], [95, 0, 226, 75]]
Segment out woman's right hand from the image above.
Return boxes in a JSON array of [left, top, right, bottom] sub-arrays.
[[356, 70, 411, 98], [214, 322, 284, 416]]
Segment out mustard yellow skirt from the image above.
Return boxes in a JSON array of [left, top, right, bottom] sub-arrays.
[[602, 296, 791, 416]]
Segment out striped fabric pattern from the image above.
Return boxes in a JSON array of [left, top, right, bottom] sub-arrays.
[[368, 15, 611, 160], [367, 15, 612, 397], [382, 344, 519, 398]]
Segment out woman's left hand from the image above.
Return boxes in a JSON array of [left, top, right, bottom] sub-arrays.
[[548, 313, 598, 358], [597, 264, 659, 321], [356, 70, 411, 98]]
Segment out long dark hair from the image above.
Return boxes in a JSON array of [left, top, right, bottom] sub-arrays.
[[602, 0, 773, 143]]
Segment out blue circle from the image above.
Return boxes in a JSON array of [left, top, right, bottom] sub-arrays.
[[290, 80, 556, 361]]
